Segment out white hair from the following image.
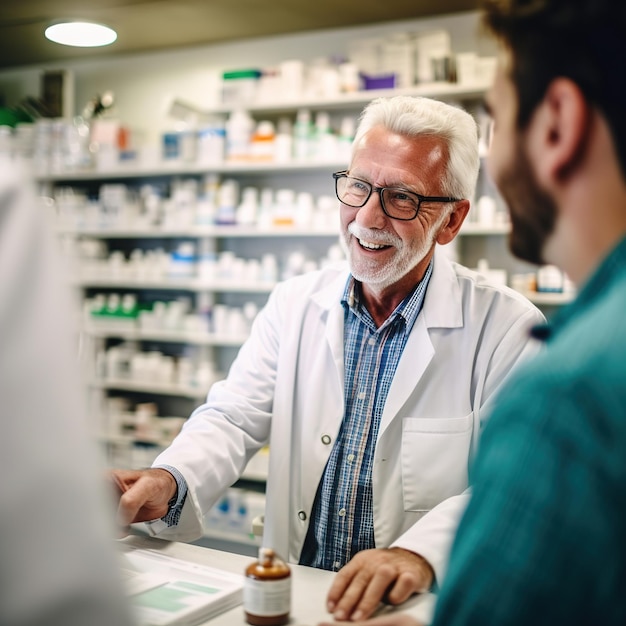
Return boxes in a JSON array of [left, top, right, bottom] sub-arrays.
[[352, 96, 480, 201]]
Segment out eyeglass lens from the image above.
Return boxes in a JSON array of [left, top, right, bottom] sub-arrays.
[[336, 175, 419, 220]]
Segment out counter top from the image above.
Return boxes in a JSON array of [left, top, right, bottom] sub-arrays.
[[120, 535, 437, 625]]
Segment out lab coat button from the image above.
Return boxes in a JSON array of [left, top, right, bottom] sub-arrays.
[[321, 434, 332, 445], [298, 510, 307, 521]]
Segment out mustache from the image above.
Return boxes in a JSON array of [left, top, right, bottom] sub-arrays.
[[347, 223, 401, 248]]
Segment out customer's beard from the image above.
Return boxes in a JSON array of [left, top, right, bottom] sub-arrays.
[[498, 140, 558, 265]]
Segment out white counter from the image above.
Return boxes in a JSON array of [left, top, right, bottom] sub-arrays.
[[121, 535, 437, 625]]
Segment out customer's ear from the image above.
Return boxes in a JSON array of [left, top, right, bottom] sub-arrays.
[[436, 199, 470, 245], [527, 77, 591, 189]]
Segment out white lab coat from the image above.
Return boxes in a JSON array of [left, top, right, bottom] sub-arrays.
[[153, 248, 544, 582]]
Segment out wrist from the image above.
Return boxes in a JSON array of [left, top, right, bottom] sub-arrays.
[[414, 553, 436, 592], [391, 547, 436, 592], [152, 468, 178, 503]]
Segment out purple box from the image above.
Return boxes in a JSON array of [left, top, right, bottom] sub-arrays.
[[360, 73, 397, 90]]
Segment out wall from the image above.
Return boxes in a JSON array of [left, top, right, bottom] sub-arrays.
[[0, 10, 496, 146]]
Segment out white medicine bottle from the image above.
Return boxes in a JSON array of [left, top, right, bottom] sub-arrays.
[[243, 547, 291, 626], [225, 109, 254, 161]]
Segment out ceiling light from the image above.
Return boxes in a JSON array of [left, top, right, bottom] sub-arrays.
[[45, 22, 117, 48]]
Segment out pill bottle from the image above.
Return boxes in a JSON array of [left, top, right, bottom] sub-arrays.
[[225, 109, 254, 161], [250, 121, 276, 162], [243, 547, 291, 626]]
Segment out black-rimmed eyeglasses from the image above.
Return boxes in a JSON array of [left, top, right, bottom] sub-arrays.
[[332, 170, 460, 221]]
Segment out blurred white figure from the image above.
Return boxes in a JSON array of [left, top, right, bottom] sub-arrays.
[[0, 159, 134, 625]]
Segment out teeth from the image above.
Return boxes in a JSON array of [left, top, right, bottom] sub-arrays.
[[359, 239, 387, 250]]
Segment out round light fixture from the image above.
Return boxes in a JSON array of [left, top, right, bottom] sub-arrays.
[[45, 21, 117, 47]]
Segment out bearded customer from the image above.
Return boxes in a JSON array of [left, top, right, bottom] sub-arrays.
[[111, 95, 543, 620], [330, 0, 626, 625]]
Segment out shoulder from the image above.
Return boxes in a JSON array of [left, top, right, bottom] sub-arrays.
[[428, 251, 544, 329], [453, 261, 540, 314], [547, 283, 626, 383]]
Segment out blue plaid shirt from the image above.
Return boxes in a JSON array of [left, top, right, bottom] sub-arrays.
[[299, 261, 433, 571]]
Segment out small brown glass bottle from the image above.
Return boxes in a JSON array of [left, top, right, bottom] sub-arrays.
[[243, 547, 291, 625]]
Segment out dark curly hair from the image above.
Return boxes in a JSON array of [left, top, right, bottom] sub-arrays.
[[482, 0, 626, 177]]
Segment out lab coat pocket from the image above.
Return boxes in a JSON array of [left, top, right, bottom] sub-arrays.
[[400, 413, 473, 512]]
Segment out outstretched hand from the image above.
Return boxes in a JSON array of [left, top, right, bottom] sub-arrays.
[[326, 548, 434, 621], [110, 468, 178, 533]]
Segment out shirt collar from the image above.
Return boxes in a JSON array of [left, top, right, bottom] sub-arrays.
[[341, 259, 434, 333]]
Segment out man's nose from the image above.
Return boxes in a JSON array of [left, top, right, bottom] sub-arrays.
[[354, 191, 387, 228]]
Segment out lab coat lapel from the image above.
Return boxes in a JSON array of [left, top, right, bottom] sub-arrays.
[[379, 315, 434, 435], [379, 249, 463, 436], [311, 269, 348, 389]]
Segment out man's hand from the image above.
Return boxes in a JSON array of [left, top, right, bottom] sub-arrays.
[[110, 468, 178, 533], [326, 548, 434, 622], [319, 615, 422, 626]]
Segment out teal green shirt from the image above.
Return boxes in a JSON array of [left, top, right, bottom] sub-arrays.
[[431, 237, 626, 625]]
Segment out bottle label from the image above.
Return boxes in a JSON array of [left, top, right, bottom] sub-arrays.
[[243, 577, 291, 617]]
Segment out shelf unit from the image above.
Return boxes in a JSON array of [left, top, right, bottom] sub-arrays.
[[43, 81, 571, 548], [519, 290, 575, 307], [85, 325, 248, 346], [57, 225, 340, 238], [175, 82, 491, 116], [40, 160, 348, 182], [75, 277, 277, 292]]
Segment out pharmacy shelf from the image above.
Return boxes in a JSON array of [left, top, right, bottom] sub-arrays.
[[84, 325, 248, 346], [38, 82, 491, 184], [191, 81, 492, 116], [79, 272, 568, 313], [98, 431, 175, 448], [102, 431, 269, 482], [37, 159, 347, 183], [520, 290, 575, 306], [54, 80, 499, 497], [75, 276, 276, 292], [58, 225, 340, 239], [459, 222, 511, 236], [60, 224, 509, 238], [90, 378, 212, 399]]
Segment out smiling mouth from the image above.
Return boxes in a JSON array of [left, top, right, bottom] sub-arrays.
[[358, 238, 392, 251]]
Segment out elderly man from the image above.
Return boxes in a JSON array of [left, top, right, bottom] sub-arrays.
[[113, 95, 542, 620]]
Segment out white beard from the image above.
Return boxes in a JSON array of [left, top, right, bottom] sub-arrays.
[[341, 211, 449, 290]]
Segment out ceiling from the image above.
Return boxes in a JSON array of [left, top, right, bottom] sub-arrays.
[[0, 0, 480, 70]]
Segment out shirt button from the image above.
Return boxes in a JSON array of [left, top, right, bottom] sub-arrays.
[[368, 337, 376, 346], [347, 454, 355, 463], [298, 510, 307, 521], [338, 508, 346, 517], [321, 434, 332, 445], [357, 391, 366, 400], [333, 561, 341, 570]]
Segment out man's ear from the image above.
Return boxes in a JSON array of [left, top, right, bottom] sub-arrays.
[[436, 199, 470, 245], [528, 78, 591, 188]]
